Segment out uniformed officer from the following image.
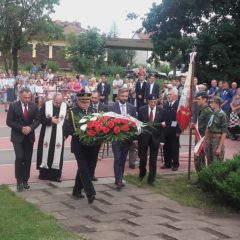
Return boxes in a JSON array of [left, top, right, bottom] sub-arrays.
[[193, 92, 212, 173], [205, 96, 228, 163], [66, 91, 99, 204]]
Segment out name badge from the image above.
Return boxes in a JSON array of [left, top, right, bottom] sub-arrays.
[[171, 121, 177, 127]]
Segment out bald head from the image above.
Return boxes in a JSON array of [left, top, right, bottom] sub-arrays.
[[53, 93, 63, 108]]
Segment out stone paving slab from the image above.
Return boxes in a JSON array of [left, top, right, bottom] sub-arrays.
[[12, 179, 240, 240]]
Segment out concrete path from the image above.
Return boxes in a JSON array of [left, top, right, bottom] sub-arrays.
[[10, 178, 240, 240]]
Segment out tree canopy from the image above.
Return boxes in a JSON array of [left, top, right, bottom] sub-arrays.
[[143, 0, 240, 83], [0, 0, 61, 75], [67, 28, 106, 73]]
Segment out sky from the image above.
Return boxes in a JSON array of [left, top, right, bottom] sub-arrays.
[[51, 0, 161, 38]]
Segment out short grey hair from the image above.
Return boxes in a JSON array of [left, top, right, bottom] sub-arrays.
[[169, 87, 178, 96], [53, 93, 63, 101]]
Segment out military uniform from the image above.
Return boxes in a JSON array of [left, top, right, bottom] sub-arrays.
[[66, 104, 99, 203], [194, 104, 212, 173], [205, 109, 228, 163]]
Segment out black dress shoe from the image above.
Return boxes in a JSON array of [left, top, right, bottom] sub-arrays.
[[172, 167, 178, 171], [17, 183, 24, 192], [52, 178, 62, 182], [115, 183, 123, 190], [139, 176, 144, 181], [23, 182, 30, 189], [72, 191, 85, 199], [129, 165, 135, 169], [92, 176, 98, 181], [160, 165, 171, 169], [87, 195, 96, 204], [147, 181, 155, 186]]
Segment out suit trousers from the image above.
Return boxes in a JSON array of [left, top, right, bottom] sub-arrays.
[[163, 135, 180, 168], [112, 141, 130, 184], [13, 137, 33, 183], [73, 145, 97, 196], [138, 139, 159, 183]]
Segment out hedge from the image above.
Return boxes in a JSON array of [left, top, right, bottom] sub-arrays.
[[199, 155, 240, 209]]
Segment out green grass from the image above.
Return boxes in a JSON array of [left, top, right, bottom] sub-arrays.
[[125, 173, 235, 214], [0, 185, 82, 240]]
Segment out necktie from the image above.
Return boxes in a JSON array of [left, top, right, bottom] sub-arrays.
[[149, 108, 153, 122], [121, 104, 126, 115], [23, 104, 28, 121]]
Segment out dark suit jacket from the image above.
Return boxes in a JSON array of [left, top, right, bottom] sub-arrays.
[[108, 102, 136, 118], [90, 102, 108, 113], [144, 82, 160, 100], [97, 82, 111, 98], [138, 105, 165, 147], [6, 101, 40, 143], [135, 81, 147, 100], [163, 100, 182, 137]]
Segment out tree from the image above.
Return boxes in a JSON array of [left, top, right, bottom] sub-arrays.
[[143, 0, 240, 82], [67, 28, 106, 73], [0, 0, 60, 75]]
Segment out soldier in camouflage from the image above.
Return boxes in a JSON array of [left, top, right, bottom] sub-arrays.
[[205, 96, 228, 163], [193, 92, 212, 173]]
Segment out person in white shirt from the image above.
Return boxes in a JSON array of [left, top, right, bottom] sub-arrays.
[[112, 74, 123, 102]]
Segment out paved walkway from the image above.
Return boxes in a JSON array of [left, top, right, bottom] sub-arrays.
[[10, 178, 240, 240], [2, 104, 240, 239]]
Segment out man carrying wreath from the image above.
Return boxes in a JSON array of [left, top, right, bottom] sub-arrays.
[[109, 87, 137, 190], [66, 91, 98, 204]]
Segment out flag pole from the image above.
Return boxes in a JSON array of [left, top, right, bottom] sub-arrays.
[[187, 46, 197, 180]]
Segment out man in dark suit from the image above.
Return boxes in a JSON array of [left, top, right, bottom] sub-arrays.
[[108, 87, 137, 189], [97, 73, 111, 104], [90, 90, 108, 181], [144, 74, 160, 103], [161, 88, 182, 171], [6, 88, 40, 191], [135, 75, 147, 111], [66, 91, 99, 204], [138, 95, 165, 185]]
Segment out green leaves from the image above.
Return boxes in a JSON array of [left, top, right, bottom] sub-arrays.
[[67, 28, 106, 73], [199, 155, 240, 209], [143, 0, 240, 81]]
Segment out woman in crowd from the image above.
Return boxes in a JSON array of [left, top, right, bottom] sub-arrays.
[[229, 88, 240, 140]]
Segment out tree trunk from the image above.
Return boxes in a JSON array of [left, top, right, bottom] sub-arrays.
[[12, 48, 18, 76], [3, 56, 9, 73], [173, 64, 177, 79]]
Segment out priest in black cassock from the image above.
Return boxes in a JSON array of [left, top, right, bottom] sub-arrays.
[[37, 93, 68, 182]]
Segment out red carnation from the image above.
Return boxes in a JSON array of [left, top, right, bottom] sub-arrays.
[[102, 127, 110, 134], [121, 119, 127, 124], [114, 118, 121, 124], [123, 124, 130, 132], [97, 118, 104, 124], [87, 122, 94, 129], [87, 130, 97, 137], [95, 124, 102, 132], [113, 126, 121, 134], [130, 121, 137, 127], [107, 121, 115, 129]]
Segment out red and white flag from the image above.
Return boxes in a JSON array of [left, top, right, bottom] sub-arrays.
[[176, 52, 197, 130], [193, 122, 205, 157]]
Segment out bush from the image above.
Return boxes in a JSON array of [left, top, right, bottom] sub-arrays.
[[95, 65, 125, 77], [47, 61, 59, 73], [20, 62, 32, 72], [199, 155, 240, 209]]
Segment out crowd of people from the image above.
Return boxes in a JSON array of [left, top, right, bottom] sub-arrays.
[[2, 65, 240, 204]]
